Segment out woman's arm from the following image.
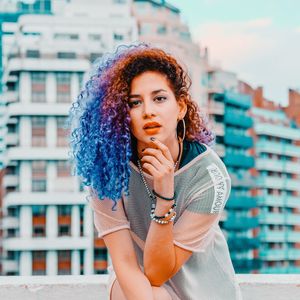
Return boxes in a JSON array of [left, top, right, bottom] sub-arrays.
[[143, 199, 192, 287], [104, 228, 154, 300]]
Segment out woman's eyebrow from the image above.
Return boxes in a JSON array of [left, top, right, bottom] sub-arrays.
[[129, 89, 167, 98]]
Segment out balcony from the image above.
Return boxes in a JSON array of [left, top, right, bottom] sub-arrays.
[[3, 236, 91, 251], [2, 90, 19, 103], [207, 100, 225, 115], [255, 123, 300, 140], [256, 141, 300, 157], [224, 108, 253, 128], [258, 176, 300, 192], [210, 121, 225, 136], [256, 158, 300, 174], [8, 102, 71, 117], [2, 216, 19, 229], [6, 57, 90, 73], [3, 174, 19, 187], [224, 91, 252, 109], [224, 129, 254, 148], [226, 195, 257, 209], [259, 212, 300, 225], [1, 260, 18, 273], [260, 249, 287, 260], [229, 171, 256, 188], [258, 195, 300, 208], [228, 236, 259, 250], [224, 153, 255, 168], [4, 192, 85, 207], [1, 275, 300, 299], [223, 216, 259, 230], [6, 133, 19, 146], [7, 147, 69, 160], [260, 248, 300, 261]]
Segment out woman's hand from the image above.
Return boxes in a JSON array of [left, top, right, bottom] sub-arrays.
[[140, 138, 175, 200]]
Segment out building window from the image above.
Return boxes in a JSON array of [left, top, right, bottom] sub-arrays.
[[58, 225, 71, 236], [26, 50, 40, 58], [90, 53, 102, 63], [31, 72, 46, 103], [33, 226, 46, 237], [57, 116, 69, 146], [32, 251, 46, 276], [54, 33, 79, 40], [57, 161, 71, 177], [58, 205, 71, 237], [113, 33, 124, 41], [57, 52, 76, 59], [88, 34, 101, 41], [7, 228, 18, 238], [94, 248, 107, 260], [56, 72, 71, 103], [32, 116, 46, 147], [58, 205, 72, 216], [32, 161, 47, 192], [57, 250, 71, 275]]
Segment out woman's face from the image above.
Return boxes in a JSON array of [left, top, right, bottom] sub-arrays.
[[128, 71, 186, 145]]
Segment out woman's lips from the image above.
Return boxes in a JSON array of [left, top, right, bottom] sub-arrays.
[[143, 126, 161, 135]]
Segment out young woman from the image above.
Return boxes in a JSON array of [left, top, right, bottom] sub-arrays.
[[68, 43, 242, 300]]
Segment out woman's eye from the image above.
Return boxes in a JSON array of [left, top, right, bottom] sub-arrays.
[[128, 100, 141, 108], [155, 96, 167, 102]]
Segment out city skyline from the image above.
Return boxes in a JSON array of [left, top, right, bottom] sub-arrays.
[[168, 0, 300, 106]]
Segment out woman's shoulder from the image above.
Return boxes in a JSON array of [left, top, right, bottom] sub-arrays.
[[178, 140, 230, 185]]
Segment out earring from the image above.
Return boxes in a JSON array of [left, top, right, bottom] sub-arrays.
[[177, 118, 186, 143]]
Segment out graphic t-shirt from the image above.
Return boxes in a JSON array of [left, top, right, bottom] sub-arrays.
[[89, 140, 243, 300]]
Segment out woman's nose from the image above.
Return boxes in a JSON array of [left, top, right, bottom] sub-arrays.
[[142, 101, 156, 118]]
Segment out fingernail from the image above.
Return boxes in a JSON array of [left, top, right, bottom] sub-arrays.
[[150, 137, 156, 141]]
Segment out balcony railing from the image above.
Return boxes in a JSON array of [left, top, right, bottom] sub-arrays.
[[256, 141, 300, 157], [1, 275, 300, 299]]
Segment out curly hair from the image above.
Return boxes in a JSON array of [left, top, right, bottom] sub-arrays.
[[68, 42, 215, 210]]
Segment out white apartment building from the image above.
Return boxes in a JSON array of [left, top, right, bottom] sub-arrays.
[[1, 0, 137, 276], [132, 0, 208, 107]]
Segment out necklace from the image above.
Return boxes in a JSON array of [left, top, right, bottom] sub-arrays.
[[137, 141, 182, 205]]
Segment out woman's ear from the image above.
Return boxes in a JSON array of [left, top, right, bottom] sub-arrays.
[[178, 95, 187, 119]]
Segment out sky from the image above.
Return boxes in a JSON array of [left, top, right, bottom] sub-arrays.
[[168, 0, 300, 106]]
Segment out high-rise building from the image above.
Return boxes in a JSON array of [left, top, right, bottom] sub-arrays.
[[0, 0, 54, 275], [247, 87, 300, 273], [205, 69, 259, 274], [1, 0, 137, 275]]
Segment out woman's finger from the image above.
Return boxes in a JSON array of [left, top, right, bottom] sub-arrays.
[[142, 148, 171, 166], [149, 138, 174, 162]]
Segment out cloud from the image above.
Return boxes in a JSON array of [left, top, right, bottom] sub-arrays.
[[192, 18, 300, 105]]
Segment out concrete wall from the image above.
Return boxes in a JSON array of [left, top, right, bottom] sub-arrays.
[[1, 274, 300, 300]]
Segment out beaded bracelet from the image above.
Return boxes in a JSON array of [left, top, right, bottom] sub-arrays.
[[150, 202, 177, 224], [151, 211, 177, 224], [150, 202, 176, 219]]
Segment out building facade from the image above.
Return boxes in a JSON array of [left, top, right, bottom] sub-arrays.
[[205, 69, 260, 274], [1, 0, 137, 275], [247, 87, 300, 273]]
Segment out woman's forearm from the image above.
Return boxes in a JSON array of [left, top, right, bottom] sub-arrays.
[[114, 262, 154, 300], [143, 199, 176, 286]]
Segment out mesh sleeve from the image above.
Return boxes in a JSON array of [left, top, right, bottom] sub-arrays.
[[88, 190, 130, 239], [173, 176, 231, 253]]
